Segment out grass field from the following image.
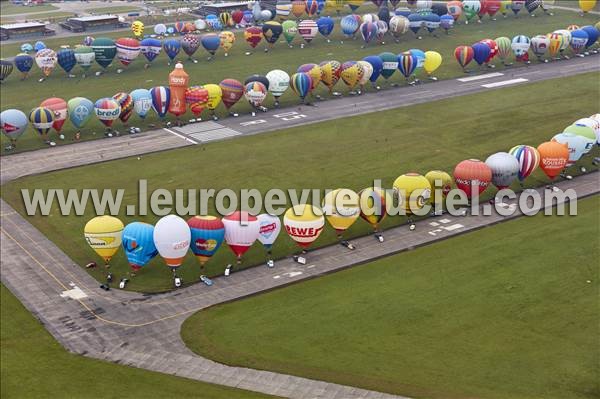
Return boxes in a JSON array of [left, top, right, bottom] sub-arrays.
[[0, 11, 75, 24], [1, 9, 597, 152], [86, 5, 143, 14], [182, 196, 600, 399], [0, 2, 58, 15], [2, 73, 598, 293], [0, 284, 275, 399]]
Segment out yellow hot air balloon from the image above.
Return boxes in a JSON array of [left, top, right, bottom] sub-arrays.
[[325, 0, 345, 13], [322, 189, 360, 247], [340, 61, 364, 90], [132, 20, 144, 38], [84, 216, 124, 266], [358, 187, 392, 241], [283, 204, 325, 251], [219, 31, 236, 55], [499, 0, 512, 15], [579, 0, 596, 12], [393, 173, 432, 223], [203, 83, 222, 118], [425, 170, 453, 208], [423, 51, 442, 77]]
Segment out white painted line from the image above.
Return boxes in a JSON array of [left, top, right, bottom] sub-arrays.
[[439, 219, 452, 224], [443, 224, 464, 231], [163, 128, 199, 144], [429, 222, 439, 227], [457, 72, 504, 82], [481, 78, 529, 88], [60, 286, 88, 300], [307, 265, 316, 269]]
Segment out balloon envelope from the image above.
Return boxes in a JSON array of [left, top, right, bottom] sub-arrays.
[[187, 216, 225, 266], [84, 216, 124, 264], [537, 141, 569, 180], [284, 204, 325, 248], [223, 211, 260, 259], [509, 145, 540, 181], [0, 109, 28, 140], [485, 152, 520, 189], [453, 159, 492, 198], [257, 214, 282, 249], [122, 222, 158, 270], [153, 215, 191, 268]]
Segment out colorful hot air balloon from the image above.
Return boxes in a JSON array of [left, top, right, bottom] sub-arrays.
[[153, 215, 191, 269], [570, 29, 589, 55], [219, 11, 233, 27], [297, 63, 321, 92], [84, 216, 124, 267], [318, 60, 342, 93], [525, 0, 541, 14], [94, 98, 120, 129], [397, 51, 418, 80], [168, 62, 189, 119], [537, 141, 569, 180], [290, 72, 313, 103], [187, 216, 225, 267], [115, 37, 140, 68], [262, 21, 283, 50], [284, 204, 325, 250], [357, 60, 373, 90], [91, 38, 116, 71], [563, 124, 596, 153], [29, 106, 54, 142], [131, 20, 145, 38], [358, 187, 390, 237], [14, 53, 33, 79], [509, 145, 540, 182], [181, 34, 201, 60], [245, 26, 263, 49], [447, 1, 463, 20], [68, 97, 94, 136], [393, 173, 432, 216], [495, 36, 512, 64], [276, 0, 293, 20], [185, 86, 209, 117], [440, 14, 454, 33], [245, 81, 268, 108], [56, 48, 76, 75], [512, 35, 531, 62], [266, 69, 290, 106], [163, 39, 181, 64], [341, 14, 361, 38], [298, 19, 319, 43], [317, 16, 335, 41], [112, 92, 134, 125], [74, 46, 95, 75], [122, 222, 158, 272], [219, 79, 244, 112], [0, 109, 28, 147], [582, 25, 600, 50], [130, 89, 153, 120], [552, 133, 588, 167], [425, 170, 453, 206], [201, 33, 221, 57], [322, 189, 360, 246], [219, 31, 236, 56], [223, 211, 260, 264], [511, 0, 525, 15], [531, 35, 550, 61], [291, 0, 306, 17], [462, 0, 481, 22], [479, 39, 498, 64], [140, 38, 162, 67], [453, 159, 492, 198], [454, 45, 474, 69], [574, 118, 600, 145], [360, 21, 378, 45], [35, 49, 57, 78], [40, 97, 67, 135], [579, 0, 597, 13], [389, 15, 409, 39], [150, 86, 171, 120], [282, 20, 298, 46], [257, 213, 281, 262], [379, 52, 398, 80], [485, 152, 520, 189], [340, 61, 364, 90]]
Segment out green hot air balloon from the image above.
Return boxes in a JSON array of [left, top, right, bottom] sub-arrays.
[[74, 46, 96, 76], [91, 38, 116, 72], [282, 20, 297, 47], [564, 124, 596, 154], [378, 52, 398, 81]]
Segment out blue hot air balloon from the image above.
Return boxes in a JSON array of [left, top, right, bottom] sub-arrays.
[[407, 13, 423, 36], [290, 72, 312, 102], [1, 109, 28, 144], [581, 25, 599, 49], [140, 38, 162, 64], [423, 12, 440, 34], [363, 55, 383, 83], [472, 42, 491, 66], [409, 48, 425, 68], [201, 33, 220, 56], [341, 15, 360, 38], [243, 10, 254, 24], [440, 14, 454, 33], [20, 43, 34, 53], [130, 89, 153, 119], [317, 16, 335, 40], [163, 39, 181, 63], [34, 41, 46, 52], [360, 22, 378, 45], [68, 97, 94, 130], [398, 52, 418, 79], [14, 53, 34, 78], [187, 216, 225, 267], [57, 48, 76, 75], [150, 86, 170, 119], [122, 222, 158, 272]]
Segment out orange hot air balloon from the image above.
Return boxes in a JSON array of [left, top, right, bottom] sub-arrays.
[[537, 141, 569, 180], [453, 159, 492, 199], [168, 62, 189, 118]]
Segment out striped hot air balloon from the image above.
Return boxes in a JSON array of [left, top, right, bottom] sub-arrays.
[[495, 36, 512, 63], [297, 63, 321, 91], [0, 59, 14, 82], [509, 145, 540, 182], [397, 51, 418, 79], [244, 26, 263, 48], [298, 19, 318, 43], [140, 38, 162, 65], [115, 38, 141, 67], [94, 98, 120, 128], [219, 79, 244, 110], [150, 86, 171, 119], [185, 86, 209, 117], [112, 92, 134, 124], [223, 211, 260, 264], [290, 72, 313, 102], [454, 45, 474, 69], [29, 107, 54, 140]]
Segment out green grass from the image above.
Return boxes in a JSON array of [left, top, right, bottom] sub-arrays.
[[1, 9, 597, 153], [0, 2, 58, 15], [0, 11, 75, 24], [182, 196, 600, 399], [86, 5, 143, 14], [2, 73, 599, 293], [0, 284, 276, 399]]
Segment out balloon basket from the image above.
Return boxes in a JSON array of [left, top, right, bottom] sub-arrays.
[[293, 255, 306, 265], [4, 144, 15, 151], [375, 233, 384, 243], [95, 71, 102, 76], [264, 48, 269, 53], [38, 78, 45, 83], [340, 240, 355, 250], [331, 91, 342, 97], [116, 69, 123, 74], [229, 112, 239, 117], [245, 51, 252, 56], [487, 64, 496, 68], [68, 74, 76, 78], [428, 76, 438, 81], [266, 260, 274, 268]]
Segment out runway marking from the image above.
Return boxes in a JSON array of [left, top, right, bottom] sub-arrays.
[[240, 119, 267, 126], [443, 224, 464, 231], [163, 128, 199, 144], [60, 285, 88, 300], [457, 72, 504, 82], [481, 78, 529, 88]]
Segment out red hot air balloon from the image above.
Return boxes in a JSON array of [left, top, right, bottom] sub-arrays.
[[219, 78, 244, 113], [455, 45, 474, 70], [222, 211, 260, 265], [537, 141, 569, 180], [232, 10, 244, 25], [40, 97, 67, 134], [244, 26, 263, 49], [453, 159, 492, 198], [185, 86, 209, 118], [112, 92, 134, 124], [479, 39, 498, 63]]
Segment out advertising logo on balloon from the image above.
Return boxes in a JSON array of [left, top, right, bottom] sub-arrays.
[[285, 225, 324, 238], [259, 222, 277, 238], [195, 238, 218, 251]]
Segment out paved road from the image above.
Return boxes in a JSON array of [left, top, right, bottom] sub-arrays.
[[2, 55, 598, 184], [2, 171, 598, 398]]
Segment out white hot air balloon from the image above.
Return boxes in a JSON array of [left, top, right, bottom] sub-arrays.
[[485, 152, 520, 190], [153, 215, 191, 269], [575, 117, 600, 145], [266, 69, 290, 106], [223, 211, 260, 266], [257, 213, 282, 267], [283, 204, 325, 251], [552, 133, 588, 167]]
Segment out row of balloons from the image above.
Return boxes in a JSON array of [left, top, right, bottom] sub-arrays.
[[1, 51, 445, 145], [82, 113, 600, 277], [454, 24, 600, 68]]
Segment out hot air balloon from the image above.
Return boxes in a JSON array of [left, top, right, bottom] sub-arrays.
[[112, 92, 134, 125], [357, 60, 373, 93], [14, 53, 33, 79], [243, 10, 254, 25], [219, 11, 233, 28], [282, 20, 298, 46], [495, 36, 512, 64], [551, 133, 588, 167], [154, 23, 167, 35], [130, 89, 153, 121], [252, 1, 263, 21], [531, 35, 550, 61], [94, 98, 120, 132], [407, 13, 424, 37], [232, 10, 244, 25], [56, 48, 76, 76], [223, 211, 260, 268], [454, 45, 474, 70], [244, 74, 271, 90], [323, 189, 360, 248], [358, 187, 390, 240], [348, 0, 365, 12], [185, 86, 209, 119], [537, 141, 569, 180], [472, 42, 491, 66], [359, 21, 378, 45], [423, 51, 442, 79], [512, 35, 531, 62], [579, 0, 597, 13], [546, 33, 563, 59], [35, 49, 56, 80], [525, 0, 541, 14], [447, 1, 463, 20], [511, 0, 525, 16], [219, 78, 244, 115], [244, 80, 268, 111], [122, 222, 158, 273], [341, 14, 361, 39], [67, 97, 93, 138], [91, 38, 116, 72], [150, 86, 170, 121], [276, 0, 293, 20], [479, 39, 498, 65], [115, 37, 140, 70], [74, 46, 95, 76], [244, 26, 263, 50], [298, 19, 318, 43], [422, 12, 440, 35], [34, 41, 46, 52], [163, 39, 181, 64], [290, 72, 313, 103], [453, 159, 492, 199], [40, 97, 67, 136], [219, 31, 236, 56], [257, 213, 281, 265], [20, 43, 34, 53], [485, 152, 520, 190], [263, 21, 283, 50], [440, 14, 454, 33], [462, 0, 481, 23], [266, 69, 290, 106], [318, 60, 342, 94], [379, 52, 398, 81], [363, 55, 383, 87], [284, 204, 325, 253], [131, 20, 144, 38], [201, 33, 220, 59], [570, 29, 589, 56], [181, 34, 201, 61], [574, 117, 600, 145], [582, 25, 600, 51], [339, 61, 364, 92], [297, 63, 321, 93], [425, 170, 453, 207], [0, 109, 28, 149], [317, 16, 335, 42], [485, 0, 502, 17], [153, 215, 191, 272], [393, 173, 432, 226], [509, 145, 540, 182], [188, 216, 225, 268], [563, 124, 596, 153], [389, 15, 409, 40], [398, 51, 418, 81], [84, 216, 124, 268], [167, 62, 189, 122], [204, 83, 223, 120], [29, 106, 54, 143]]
